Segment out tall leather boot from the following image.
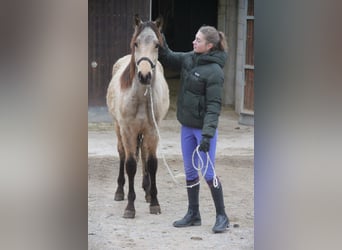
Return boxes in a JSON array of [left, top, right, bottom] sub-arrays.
[[209, 180, 230, 233], [173, 180, 201, 227]]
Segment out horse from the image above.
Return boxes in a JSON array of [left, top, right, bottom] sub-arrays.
[[106, 15, 170, 218]]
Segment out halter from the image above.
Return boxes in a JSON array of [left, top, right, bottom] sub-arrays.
[[136, 57, 156, 69]]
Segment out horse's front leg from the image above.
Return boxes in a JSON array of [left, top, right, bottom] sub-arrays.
[[147, 153, 161, 214], [114, 124, 125, 201], [143, 133, 161, 215], [123, 153, 137, 218], [114, 148, 125, 201]]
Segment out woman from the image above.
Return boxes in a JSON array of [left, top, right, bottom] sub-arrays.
[[158, 26, 230, 233]]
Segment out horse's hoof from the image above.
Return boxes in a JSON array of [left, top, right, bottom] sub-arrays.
[[123, 209, 135, 218], [145, 194, 151, 203], [114, 192, 124, 201], [150, 205, 161, 215]]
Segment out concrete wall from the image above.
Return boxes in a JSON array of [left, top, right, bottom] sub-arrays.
[[218, 0, 238, 106], [218, 0, 254, 125], [218, 0, 248, 114]]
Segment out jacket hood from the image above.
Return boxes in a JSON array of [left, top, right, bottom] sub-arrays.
[[195, 50, 228, 68]]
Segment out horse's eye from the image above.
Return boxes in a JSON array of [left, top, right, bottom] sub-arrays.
[[155, 44, 160, 49], [134, 42, 138, 48]]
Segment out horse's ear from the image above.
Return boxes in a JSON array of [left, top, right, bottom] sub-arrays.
[[134, 14, 143, 27], [154, 16, 163, 31]]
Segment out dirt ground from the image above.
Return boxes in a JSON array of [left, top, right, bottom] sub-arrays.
[[88, 107, 254, 249]]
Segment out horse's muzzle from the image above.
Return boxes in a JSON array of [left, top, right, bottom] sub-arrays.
[[138, 71, 152, 85]]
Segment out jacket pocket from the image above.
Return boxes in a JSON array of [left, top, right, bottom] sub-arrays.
[[183, 90, 205, 119], [188, 72, 206, 95]]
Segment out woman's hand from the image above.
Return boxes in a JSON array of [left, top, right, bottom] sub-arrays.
[[199, 136, 210, 152]]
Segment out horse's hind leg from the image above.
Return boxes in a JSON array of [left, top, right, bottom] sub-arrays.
[[141, 141, 151, 203], [114, 125, 125, 201]]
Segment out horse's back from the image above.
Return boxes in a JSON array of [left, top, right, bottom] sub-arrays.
[[106, 55, 131, 117], [111, 54, 131, 76]]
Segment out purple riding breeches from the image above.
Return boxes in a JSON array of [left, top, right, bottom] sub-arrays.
[[180, 125, 218, 182]]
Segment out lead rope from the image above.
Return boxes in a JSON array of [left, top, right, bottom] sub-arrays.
[[145, 86, 219, 189], [145, 86, 180, 185], [190, 146, 219, 188]]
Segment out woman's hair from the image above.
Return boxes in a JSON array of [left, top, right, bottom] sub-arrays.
[[199, 26, 228, 52]]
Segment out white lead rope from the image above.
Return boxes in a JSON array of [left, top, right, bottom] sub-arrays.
[[190, 146, 219, 188], [145, 86, 180, 185]]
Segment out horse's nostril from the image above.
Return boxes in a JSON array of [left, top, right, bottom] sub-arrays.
[[138, 72, 151, 84]]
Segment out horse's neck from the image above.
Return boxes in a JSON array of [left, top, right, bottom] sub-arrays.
[[131, 74, 155, 97]]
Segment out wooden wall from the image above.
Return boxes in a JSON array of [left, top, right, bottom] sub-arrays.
[[88, 0, 150, 106]]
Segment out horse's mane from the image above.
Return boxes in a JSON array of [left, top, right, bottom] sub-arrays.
[[120, 21, 163, 90]]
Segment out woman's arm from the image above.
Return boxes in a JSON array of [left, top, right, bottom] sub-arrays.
[[201, 72, 224, 138], [158, 34, 188, 71]]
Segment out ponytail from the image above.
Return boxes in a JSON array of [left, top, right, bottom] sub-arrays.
[[218, 31, 228, 52]]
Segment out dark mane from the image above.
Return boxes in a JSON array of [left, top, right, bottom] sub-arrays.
[[120, 64, 131, 90]]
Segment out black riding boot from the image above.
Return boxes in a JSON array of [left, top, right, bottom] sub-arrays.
[[173, 180, 201, 227], [209, 180, 230, 233]]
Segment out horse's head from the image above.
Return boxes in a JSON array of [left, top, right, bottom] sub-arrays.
[[131, 15, 163, 85]]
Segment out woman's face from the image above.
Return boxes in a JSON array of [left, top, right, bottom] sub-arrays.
[[193, 31, 213, 54]]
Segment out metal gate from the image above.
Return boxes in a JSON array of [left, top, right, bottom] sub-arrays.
[[88, 0, 150, 106]]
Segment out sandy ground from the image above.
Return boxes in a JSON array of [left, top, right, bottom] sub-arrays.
[[88, 107, 254, 249]]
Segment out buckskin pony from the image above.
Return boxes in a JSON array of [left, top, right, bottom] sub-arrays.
[[106, 15, 169, 218]]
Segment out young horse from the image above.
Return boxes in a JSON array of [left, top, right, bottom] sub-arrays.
[[106, 15, 169, 218]]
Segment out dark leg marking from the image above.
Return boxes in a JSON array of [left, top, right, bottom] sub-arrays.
[[123, 155, 137, 218], [147, 155, 161, 214]]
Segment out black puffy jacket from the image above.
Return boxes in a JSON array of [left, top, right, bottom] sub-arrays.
[[159, 41, 227, 138]]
